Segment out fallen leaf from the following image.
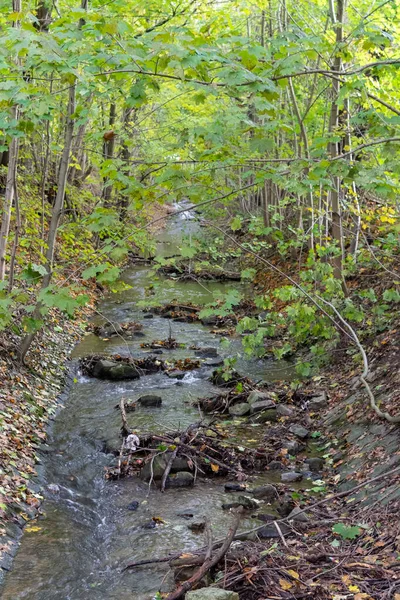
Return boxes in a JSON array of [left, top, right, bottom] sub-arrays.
[[279, 578, 292, 591], [211, 463, 219, 473], [287, 569, 300, 579]]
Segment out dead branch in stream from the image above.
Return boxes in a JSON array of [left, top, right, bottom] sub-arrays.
[[165, 508, 243, 600]]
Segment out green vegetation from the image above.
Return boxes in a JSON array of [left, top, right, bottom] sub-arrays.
[[0, 0, 399, 372]]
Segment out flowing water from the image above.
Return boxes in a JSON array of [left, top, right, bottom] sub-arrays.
[[1, 208, 299, 600]]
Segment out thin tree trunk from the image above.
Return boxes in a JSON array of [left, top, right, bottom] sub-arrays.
[[102, 102, 116, 205], [8, 171, 20, 291], [0, 0, 21, 281], [328, 0, 347, 288], [19, 84, 76, 362]]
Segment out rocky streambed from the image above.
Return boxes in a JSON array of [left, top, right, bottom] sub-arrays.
[[0, 211, 328, 600]]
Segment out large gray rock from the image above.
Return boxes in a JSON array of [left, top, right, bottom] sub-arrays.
[[140, 455, 168, 481], [186, 589, 239, 600], [284, 440, 303, 455], [93, 360, 140, 380], [229, 403, 250, 417], [288, 507, 309, 522], [138, 394, 162, 407], [289, 424, 309, 439], [257, 522, 290, 538], [250, 400, 276, 414]]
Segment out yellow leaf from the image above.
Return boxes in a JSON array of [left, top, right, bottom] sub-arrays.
[[279, 578, 292, 590], [287, 569, 300, 579], [211, 463, 219, 473], [349, 585, 360, 592], [25, 526, 42, 532]]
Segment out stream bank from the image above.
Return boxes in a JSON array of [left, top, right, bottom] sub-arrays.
[[1, 207, 400, 599]]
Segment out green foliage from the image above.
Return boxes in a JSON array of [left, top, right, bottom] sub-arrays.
[[332, 523, 361, 540]]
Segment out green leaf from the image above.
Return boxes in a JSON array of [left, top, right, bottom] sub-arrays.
[[332, 523, 361, 540]]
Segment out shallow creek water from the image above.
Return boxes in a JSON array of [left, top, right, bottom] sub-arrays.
[[2, 210, 304, 600]]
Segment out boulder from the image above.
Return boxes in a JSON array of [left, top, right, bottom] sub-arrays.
[[308, 392, 327, 411], [167, 471, 194, 488], [250, 484, 277, 500], [306, 457, 325, 472], [229, 403, 251, 417], [289, 424, 309, 439], [248, 390, 277, 406], [250, 400, 276, 414], [195, 347, 219, 358], [253, 408, 278, 423], [93, 360, 140, 380], [138, 394, 162, 407], [281, 472, 303, 483], [277, 404, 295, 417], [186, 590, 239, 600]]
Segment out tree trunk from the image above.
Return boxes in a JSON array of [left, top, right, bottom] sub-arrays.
[[102, 102, 116, 205], [0, 0, 21, 281], [19, 84, 76, 362], [328, 0, 347, 288]]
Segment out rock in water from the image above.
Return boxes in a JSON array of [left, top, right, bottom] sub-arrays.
[[195, 347, 219, 357], [281, 472, 303, 483], [138, 394, 162, 407], [92, 359, 140, 380], [127, 500, 139, 511], [186, 589, 239, 599], [228, 403, 250, 417], [306, 457, 325, 472], [224, 482, 246, 492], [250, 484, 277, 500]]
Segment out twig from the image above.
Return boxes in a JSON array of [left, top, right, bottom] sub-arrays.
[[165, 508, 243, 600], [160, 446, 178, 493], [119, 398, 130, 437]]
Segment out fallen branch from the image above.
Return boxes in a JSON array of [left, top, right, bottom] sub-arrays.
[[120, 398, 130, 437], [161, 446, 178, 493], [165, 508, 243, 600]]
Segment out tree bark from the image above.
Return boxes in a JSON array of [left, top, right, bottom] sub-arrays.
[[0, 0, 21, 281]]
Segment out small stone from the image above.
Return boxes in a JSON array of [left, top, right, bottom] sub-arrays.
[[268, 460, 283, 470], [288, 507, 309, 522], [186, 589, 239, 600], [248, 390, 277, 406], [250, 400, 276, 414], [253, 408, 277, 423], [277, 404, 295, 417], [257, 522, 290, 539], [166, 370, 186, 380], [133, 331, 146, 337], [308, 392, 327, 411], [201, 316, 218, 326], [195, 347, 219, 357], [229, 403, 251, 417], [224, 482, 246, 492], [250, 484, 277, 500], [108, 363, 140, 380], [188, 520, 206, 532], [289, 424, 309, 439], [204, 357, 224, 367], [306, 457, 325, 472], [142, 520, 157, 529], [236, 495, 259, 510], [167, 471, 194, 488], [177, 511, 194, 519], [127, 501, 139, 511], [281, 472, 303, 483], [253, 513, 275, 522], [284, 440, 302, 455], [143, 314, 154, 319], [151, 349, 163, 355], [138, 394, 162, 407]]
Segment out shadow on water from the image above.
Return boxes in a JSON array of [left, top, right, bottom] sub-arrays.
[[1, 206, 297, 600]]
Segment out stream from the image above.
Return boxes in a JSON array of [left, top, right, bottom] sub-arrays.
[[1, 207, 306, 600]]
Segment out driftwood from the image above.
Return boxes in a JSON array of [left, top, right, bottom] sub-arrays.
[[165, 508, 243, 600]]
